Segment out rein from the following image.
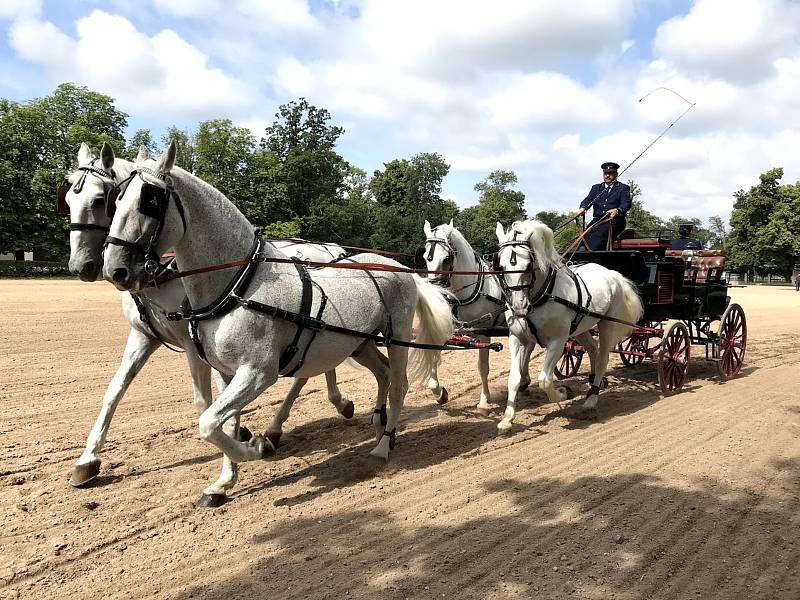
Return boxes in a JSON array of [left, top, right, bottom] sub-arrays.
[[161, 252, 526, 283], [268, 237, 414, 259]]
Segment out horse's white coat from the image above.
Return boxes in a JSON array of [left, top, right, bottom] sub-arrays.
[[495, 220, 643, 431], [102, 142, 453, 500], [65, 143, 383, 497], [420, 220, 530, 409]]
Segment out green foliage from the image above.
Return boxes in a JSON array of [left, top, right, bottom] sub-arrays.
[[458, 170, 527, 255], [162, 126, 196, 172], [124, 128, 158, 160], [707, 215, 728, 250], [263, 219, 301, 238], [0, 83, 128, 259], [369, 153, 456, 257], [0, 260, 71, 277], [261, 98, 349, 235], [727, 168, 800, 276]]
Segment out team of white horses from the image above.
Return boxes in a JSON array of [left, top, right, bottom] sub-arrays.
[[62, 141, 643, 506]]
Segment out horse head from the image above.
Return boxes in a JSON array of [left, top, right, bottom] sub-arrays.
[[103, 141, 183, 292], [419, 219, 457, 286], [494, 220, 560, 319], [59, 142, 128, 281]]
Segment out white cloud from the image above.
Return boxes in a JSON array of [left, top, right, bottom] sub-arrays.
[[481, 73, 614, 130], [0, 0, 40, 20], [653, 0, 800, 83], [235, 0, 320, 32], [9, 10, 259, 119], [152, 0, 221, 18], [9, 17, 74, 69], [355, 0, 633, 79]]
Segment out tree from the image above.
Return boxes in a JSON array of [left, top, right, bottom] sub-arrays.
[[0, 83, 128, 259], [459, 170, 526, 255], [261, 98, 349, 237], [124, 128, 157, 160], [624, 180, 663, 235], [707, 215, 728, 250], [727, 168, 800, 277], [370, 153, 457, 256], [162, 126, 196, 173]]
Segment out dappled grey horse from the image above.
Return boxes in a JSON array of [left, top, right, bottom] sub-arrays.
[[102, 141, 454, 506], [62, 142, 388, 505]]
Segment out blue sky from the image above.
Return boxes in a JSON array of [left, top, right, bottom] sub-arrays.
[[2, 0, 799, 224]]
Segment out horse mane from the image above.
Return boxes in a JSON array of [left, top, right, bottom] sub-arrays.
[[444, 225, 474, 258], [508, 219, 562, 273]]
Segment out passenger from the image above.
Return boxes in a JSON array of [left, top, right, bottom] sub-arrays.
[[576, 161, 631, 251], [671, 222, 703, 250]]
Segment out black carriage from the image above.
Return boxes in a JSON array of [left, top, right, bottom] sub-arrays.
[[554, 231, 747, 395]]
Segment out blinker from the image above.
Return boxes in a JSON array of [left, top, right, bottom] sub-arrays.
[[56, 182, 71, 216], [139, 183, 168, 219], [413, 246, 426, 264]]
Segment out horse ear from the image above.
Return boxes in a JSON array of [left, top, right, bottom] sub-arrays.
[[495, 221, 505, 242], [155, 140, 177, 174], [136, 145, 150, 163], [423, 220, 433, 237], [448, 218, 454, 228], [100, 142, 115, 170], [77, 142, 93, 166]]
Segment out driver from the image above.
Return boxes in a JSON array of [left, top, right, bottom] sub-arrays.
[[576, 161, 631, 251]]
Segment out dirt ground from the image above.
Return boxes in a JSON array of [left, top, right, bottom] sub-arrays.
[[1, 279, 799, 600]]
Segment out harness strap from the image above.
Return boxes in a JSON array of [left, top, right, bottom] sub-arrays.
[[130, 293, 183, 353], [278, 263, 316, 377]]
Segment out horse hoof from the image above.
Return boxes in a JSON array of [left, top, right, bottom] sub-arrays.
[[519, 381, 530, 392], [436, 387, 449, 405], [70, 460, 101, 487], [560, 386, 576, 400], [476, 406, 491, 417], [340, 400, 355, 420], [497, 420, 513, 434], [196, 493, 226, 508], [239, 426, 252, 442], [262, 434, 279, 455], [368, 447, 390, 463]]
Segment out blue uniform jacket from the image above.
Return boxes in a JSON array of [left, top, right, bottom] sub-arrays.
[[580, 182, 631, 220]]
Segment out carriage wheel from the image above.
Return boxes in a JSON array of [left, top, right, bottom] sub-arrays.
[[716, 303, 747, 381], [554, 340, 584, 380], [658, 322, 690, 396], [617, 334, 649, 366]]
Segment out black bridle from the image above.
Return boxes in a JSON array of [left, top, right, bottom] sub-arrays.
[[491, 238, 540, 306], [415, 234, 456, 285], [104, 167, 187, 283], [56, 161, 117, 233]]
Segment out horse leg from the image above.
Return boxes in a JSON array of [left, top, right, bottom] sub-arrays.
[[584, 324, 615, 411], [322, 370, 356, 419], [538, 338, 571, 406], [263, 377, 308, 450], [349, 344, 390, 439], [519, 343, 534, 391], [71, 329, 159, 487], [197, 365, 277, 468], [425, 350, 448, 404], [475, 337, 492, 411], [370, 344, 409, 461], [574, 330, 599, 386], [498, 333, 529, 433]]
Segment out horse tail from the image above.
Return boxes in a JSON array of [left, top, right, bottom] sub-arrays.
[[407, 276, 455, 385], [609, 273, 644, 342]]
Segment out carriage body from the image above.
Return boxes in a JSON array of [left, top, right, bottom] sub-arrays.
[[557, 233, 746, 395]]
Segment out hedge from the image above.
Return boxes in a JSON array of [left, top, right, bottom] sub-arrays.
[[0, 260, 73, 278]]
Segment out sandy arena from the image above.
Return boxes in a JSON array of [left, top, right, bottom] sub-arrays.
[[1, 280, 799, 599]]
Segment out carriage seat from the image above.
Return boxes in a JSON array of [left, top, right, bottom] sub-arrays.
[[665, 249, 726, 282]]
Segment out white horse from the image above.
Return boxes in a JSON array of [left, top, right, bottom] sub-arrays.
[[63, 143, 388, 506], [493, 220, 643, 431], [102, 141, 453, 505], [419, 219, 531, 411]]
